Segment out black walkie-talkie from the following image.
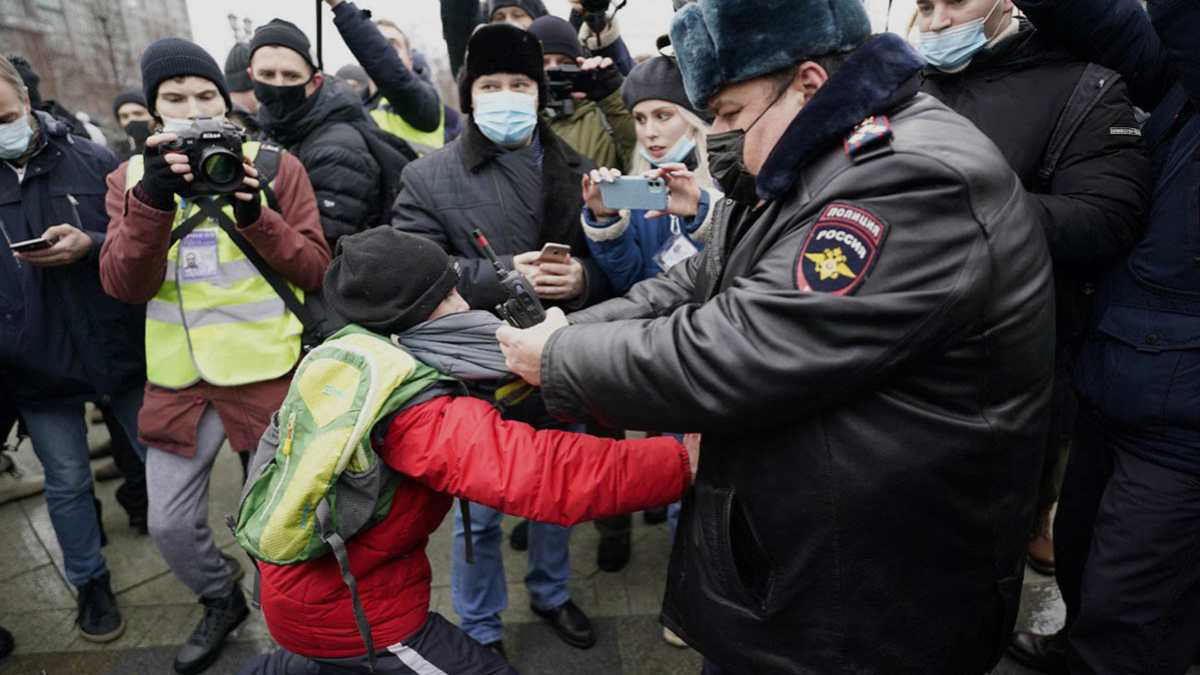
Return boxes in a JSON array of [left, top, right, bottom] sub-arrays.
[[471, 229, 547, 328]]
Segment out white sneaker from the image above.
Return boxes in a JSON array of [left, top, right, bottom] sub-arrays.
[[0, 452, 44, 505], [662, 626, 688, 648]]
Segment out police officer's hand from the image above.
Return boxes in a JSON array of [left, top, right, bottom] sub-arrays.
[[582, 167, 628, 219], [533, 258, 584, 301], [645, 163, 703, 219], [232, 162, 263, 227], [578, 56, 622, 101], [496, 307, 570, 386], [513, 252, 543, 284], [141, 132, 193, 203], [13, 224, 93, 267]]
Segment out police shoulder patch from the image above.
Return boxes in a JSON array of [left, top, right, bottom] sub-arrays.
[[843, 115, 893, 160], [795, 202, 889, 295]]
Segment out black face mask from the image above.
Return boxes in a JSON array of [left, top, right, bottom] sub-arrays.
[[253, 78, 312, 121], [705, 89, 785, 207], [123, 120, 152, 152]]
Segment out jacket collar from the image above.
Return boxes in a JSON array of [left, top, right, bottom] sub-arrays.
[[757, 33, 925, 201]]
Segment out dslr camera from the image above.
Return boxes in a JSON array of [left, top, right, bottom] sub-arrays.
[[544, 65, 595, 120], [156, 116, 246, 196]]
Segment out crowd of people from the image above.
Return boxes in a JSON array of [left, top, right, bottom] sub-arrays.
[[0, 0, 1196, 673]]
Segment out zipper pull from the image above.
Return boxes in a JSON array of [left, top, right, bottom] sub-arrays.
[[281, 411, 297, 456]]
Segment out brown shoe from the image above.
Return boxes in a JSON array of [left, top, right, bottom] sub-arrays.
[[1007, 631, 1068, 674], [1027, 507, 1055, 576]]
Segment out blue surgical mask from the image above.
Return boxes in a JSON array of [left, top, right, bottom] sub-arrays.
[[638, 132, 697, 167], [0, 115, 34, 160], [919, 0, 1004, 71], [473, 90, 538, 148]]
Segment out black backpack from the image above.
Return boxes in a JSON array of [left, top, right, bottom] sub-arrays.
[[347, 119, 419, 226]]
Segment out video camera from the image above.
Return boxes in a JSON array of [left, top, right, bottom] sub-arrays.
[[580, 0, 610, 35], [155, 116, 246, 197], [544, 65, 595, 120]]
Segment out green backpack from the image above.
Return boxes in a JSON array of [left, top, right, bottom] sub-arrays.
[[228, 325, 448, 665]]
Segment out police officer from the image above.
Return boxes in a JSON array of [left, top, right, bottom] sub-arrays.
[[99, 37, 331, 674], [496, 0, 1056, 672]]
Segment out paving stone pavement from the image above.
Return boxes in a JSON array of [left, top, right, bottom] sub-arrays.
[[1, 418, 1196, 675]]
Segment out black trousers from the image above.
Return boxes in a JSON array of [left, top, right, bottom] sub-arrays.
[[1055, 411, 1200, 675]]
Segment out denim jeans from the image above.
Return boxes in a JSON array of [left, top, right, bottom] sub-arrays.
[[19, 386, 146, 586], [451, 502, 572, 644]]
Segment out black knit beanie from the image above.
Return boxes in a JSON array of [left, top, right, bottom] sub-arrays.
[[325, 227, 462, 335], [528, 16, 584, 60], [250, 19, 317, 74], [483, 0, 549, 21], [140, 38, 232, 115], [335, 64, 368, 85], [224, 42, 254, 92], [621, 56, 704, 118], [458, 23, 547, 115], [5, 54, 41, 104], [112, 91, 148, 121]]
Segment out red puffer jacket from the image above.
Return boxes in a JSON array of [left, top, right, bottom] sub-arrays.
[[258, 395, 690, 658]]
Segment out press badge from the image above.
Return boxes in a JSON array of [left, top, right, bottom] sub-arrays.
[[178, 230, 220, 281], [653, 218, 700, 272]]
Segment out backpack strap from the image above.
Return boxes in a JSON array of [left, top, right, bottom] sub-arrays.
[[168, 209, 212, 247], [252, 143, 284, 214], [1036, 64, 1120, 192], [317, 498, 378, 673]]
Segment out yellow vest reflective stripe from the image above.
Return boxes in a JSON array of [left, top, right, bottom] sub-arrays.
[[126, 141, 303, 389], [369, 99, 445, 156]]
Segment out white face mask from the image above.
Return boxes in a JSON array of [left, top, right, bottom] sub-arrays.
[[158, 114, 229, 134]]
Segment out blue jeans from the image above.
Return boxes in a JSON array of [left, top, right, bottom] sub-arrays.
[[19, 386, 146, 586], [451, 502, 572, 644]]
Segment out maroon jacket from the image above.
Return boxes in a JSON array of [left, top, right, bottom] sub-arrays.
[[100, 151, 331, 455]]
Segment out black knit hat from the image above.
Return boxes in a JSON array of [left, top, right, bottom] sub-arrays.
[[458, 23, 547, 115], [335, 64, 368, 85], [528, 16, 584, 60], [621, 56, 704, 118], [250, 19, 317, 74], [224, 42, 253, 92], [112, 91, 148, 121], [140, 38, 232, 115], [483, 0, 549, 21], [325, 227, 462, 335]]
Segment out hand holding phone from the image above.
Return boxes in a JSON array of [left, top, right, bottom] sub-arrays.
[[10, 237, 52, 253], [599, 176, 670, 211], [536, 243, 571, 265]]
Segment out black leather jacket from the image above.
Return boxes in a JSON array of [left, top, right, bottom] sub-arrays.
[[539, 35, 1056, 674]]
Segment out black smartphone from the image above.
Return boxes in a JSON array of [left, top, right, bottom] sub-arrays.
[[10, 237, 53, 253]]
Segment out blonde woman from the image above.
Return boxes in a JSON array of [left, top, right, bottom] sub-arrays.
[[580, 56, 723, 296]]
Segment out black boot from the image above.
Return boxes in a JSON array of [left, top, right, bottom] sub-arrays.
[[532, 599, 595, 649], [597, 532, 631, 572], [1007, 631, 1068, 674], [510, 519, 529, 551], [76, 572, 124, 643], [173, 585, 249, 674]]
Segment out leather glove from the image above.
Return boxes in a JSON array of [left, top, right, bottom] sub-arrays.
[[587, 64, 624, 102], [139, 146, 191, 204]]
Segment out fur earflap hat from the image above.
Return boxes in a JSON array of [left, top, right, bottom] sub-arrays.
[[669, 0, 870, 109], [458, 23, 547, 115]]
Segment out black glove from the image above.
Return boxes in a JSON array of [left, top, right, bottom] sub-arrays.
[[232, 186, 263, 227], [587, 63, 623, 102], [139, 146, 192, 204]]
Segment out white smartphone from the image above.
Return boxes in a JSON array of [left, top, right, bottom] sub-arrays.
[[536, 242, 571, 265]]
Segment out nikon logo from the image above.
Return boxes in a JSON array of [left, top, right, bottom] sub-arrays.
[[200, 132, 222, 139]]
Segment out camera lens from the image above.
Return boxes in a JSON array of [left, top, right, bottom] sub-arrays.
[[201, 151, 239, 185]]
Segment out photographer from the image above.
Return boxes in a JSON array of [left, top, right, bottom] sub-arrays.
[[391, 23, 610, 657], [529, 15, 636, 170], [99, 37, 330, 675], [0, 56, 145, 647]]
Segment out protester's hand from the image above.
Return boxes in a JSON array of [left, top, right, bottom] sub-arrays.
[[496, 307, 570, 386], [582, 167, 622, 218], [683, 433, 701, 483], [141, 132, 193, 202], [578, 56, 622, 101], [645, 162, 702, 219], [535, 258, 584, 301], [232, 162, 262, 226], [14, 224, 93, 266], [513, 251, 543, 283]]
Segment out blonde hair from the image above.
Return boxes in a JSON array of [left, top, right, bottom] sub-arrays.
[[627, 104, 713, 190]]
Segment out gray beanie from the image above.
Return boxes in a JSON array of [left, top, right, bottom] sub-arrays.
[[621, 56, 704, 118]]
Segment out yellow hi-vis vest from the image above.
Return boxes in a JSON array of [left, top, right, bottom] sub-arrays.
[[126, 141, 304, 390], [369, 99, 445, 157]]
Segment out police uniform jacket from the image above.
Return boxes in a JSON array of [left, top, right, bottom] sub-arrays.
[[538, 34, 1056, 675]]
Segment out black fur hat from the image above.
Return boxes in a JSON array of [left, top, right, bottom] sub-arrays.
[[458, 23, 547, 115]]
